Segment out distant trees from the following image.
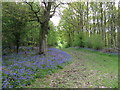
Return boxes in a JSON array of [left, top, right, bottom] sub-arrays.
[[2, 2, 29, 53], [48, 21, 58, 47], [58, 2, 119, 50]]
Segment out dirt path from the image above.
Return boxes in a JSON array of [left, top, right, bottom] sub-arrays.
[[26, 48, 118, 88]]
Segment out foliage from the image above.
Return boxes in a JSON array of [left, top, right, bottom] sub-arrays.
[[58, 2, 118, 49], [2, 47, 72, 88], [84, 34, 105, 50], [47, 21, 58, 46], [22, 22, 40, 46], [72, 32, 85, 47], [2, 2, 30, 52]]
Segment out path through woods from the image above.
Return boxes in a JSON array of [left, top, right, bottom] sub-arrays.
[[26, 48, 118, 88]]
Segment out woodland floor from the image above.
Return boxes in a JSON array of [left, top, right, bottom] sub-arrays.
[[26, 48, 118, 88]]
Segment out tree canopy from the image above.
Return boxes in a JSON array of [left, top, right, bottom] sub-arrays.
[[2, 1, 119, 53]]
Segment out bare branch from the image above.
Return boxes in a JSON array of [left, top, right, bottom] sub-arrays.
[[43, 2, 47, 8], [47, 2, 52, 11], [50, 3, 61, 18]]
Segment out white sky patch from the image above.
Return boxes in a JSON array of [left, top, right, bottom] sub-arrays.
[[50, 4, 68, 26], [115, 0, 119, 9], [50, 16, 61, 26]]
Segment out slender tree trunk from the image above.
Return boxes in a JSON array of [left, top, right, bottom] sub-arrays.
[[16, 39, 19, 53], [68, 32, 71, 47], [100, 2, 104, 40], [86, 2, 89, 32], [97, 14, 100, 34], [104, 10, 107, 47]]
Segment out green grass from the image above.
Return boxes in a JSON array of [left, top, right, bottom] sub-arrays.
[[26, 47, 118, 88], [63, 48, 118, 88], [74, 48, 118, 73]]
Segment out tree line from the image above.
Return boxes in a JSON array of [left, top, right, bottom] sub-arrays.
[[2, 2, 120, 54], [2, 2, 58, 54], [58, 2, 119, 50]]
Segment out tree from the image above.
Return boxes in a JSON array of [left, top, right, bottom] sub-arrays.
[[25, 1, 61, 54], [2, 2, 29, 53], [58, 2, 119, 50]]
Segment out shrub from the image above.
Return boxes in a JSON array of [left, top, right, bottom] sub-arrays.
[[84, 34, 104, 50], [72, 32, 85, 47], [84, 37, 93, 48]]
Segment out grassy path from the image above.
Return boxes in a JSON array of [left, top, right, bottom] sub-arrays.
[[26, 48, 118, 88]]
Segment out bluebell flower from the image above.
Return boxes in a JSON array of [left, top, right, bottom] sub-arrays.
[[2, 47, 72, 88]]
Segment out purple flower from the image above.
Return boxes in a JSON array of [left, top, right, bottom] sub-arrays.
[[2, 47, 72, 88]]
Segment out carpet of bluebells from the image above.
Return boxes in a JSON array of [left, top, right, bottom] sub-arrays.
[[2, 47, 72, 88]]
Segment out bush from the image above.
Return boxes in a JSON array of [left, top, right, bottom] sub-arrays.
[[72, 32, 85, 47], [84, 34, 104, 50], [84, 36, 92, 48]]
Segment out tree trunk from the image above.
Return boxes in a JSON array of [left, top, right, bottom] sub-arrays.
[[86, 2, 89, 32], [16, 39, 19, 53], [14, 33, 20, 54], [38, 2, 52, 55], [39, 22, 49, 55]]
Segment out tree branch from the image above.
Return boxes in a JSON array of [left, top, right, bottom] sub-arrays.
[[43, 2, 47, 8], [28, 19, 38, 22], [25, 1, 42, 24], [50, 3, 61, 18]]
